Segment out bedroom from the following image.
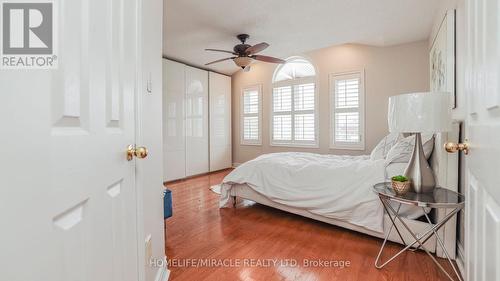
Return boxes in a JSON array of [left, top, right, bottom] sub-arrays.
[[1, 0, 499, 281], [161, 0, 496, 280]]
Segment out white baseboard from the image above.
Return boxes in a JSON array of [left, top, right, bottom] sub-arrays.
[[154, 258, 170, 281], [456, 243, 465, 279]]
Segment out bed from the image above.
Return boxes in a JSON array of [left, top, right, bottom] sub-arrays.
[[219, 128, 460, 259]]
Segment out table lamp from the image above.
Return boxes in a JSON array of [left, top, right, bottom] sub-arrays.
[[388, 92, 452, 193]]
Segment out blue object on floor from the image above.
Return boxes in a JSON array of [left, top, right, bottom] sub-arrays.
[[164, 189, 172, 219]]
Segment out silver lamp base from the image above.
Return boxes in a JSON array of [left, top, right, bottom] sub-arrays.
[[404, 133, 436, 193]]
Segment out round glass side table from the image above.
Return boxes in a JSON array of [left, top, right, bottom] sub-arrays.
[[373, 182, 465, 281]]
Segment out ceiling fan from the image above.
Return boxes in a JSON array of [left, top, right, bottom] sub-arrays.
[[205, 34, 285, 72]]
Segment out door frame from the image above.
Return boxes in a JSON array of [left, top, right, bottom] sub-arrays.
[[134, 0, 146, 280], [133, 0, 167, 280]]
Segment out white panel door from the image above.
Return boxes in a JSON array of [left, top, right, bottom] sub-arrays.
[[185, 66, 209, 176], [465, 1, 500, 280], [209, 72, 232, 171], [0, 0, 141, 281], [163, 59, 186, 181]]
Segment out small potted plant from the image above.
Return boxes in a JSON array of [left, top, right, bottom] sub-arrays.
[[391, 175, 411, 195]]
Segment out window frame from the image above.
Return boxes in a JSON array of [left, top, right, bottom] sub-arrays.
[[270, 58, 318, 148], [329, 70, 366, 150], [240, 84, 262, 146]]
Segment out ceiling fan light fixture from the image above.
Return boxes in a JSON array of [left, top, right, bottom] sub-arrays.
[[204, 34, 282, 71], [233, 56, 253, 68]]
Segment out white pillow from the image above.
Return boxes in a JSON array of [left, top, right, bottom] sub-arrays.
[[385, 133, 435, 164], [370, 133, 402, 160]]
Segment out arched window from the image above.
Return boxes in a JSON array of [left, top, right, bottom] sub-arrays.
[[271, 57, 317, 146], [273, 57, 316, 82]]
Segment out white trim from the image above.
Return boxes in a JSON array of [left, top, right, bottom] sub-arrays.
[[269, 143, 320, 149], [154, 259, 170, 281], [456, 242, 465, 278], [135, 1, 146, 280], [329, 70, 366, 150], [240, 84, 262, 146], [270, 57, 319, 148]]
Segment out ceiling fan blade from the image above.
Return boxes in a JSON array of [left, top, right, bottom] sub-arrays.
[[205, 57, 235, 66], [252, 55, 285, 64], [245, 42, 269, 55], [205, 48, 236, 55]]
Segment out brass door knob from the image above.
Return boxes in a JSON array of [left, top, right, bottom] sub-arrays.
[[444, 141, 469, 155], [127, 145, 149, 161], [135, 146, 148, 159]]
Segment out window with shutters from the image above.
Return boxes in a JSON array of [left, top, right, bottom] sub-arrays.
[[271, 57, 318, 147], [241, 85, 262, 145], [330, 71, 365, 150]]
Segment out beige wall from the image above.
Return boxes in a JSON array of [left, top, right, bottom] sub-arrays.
[[231, 41, 430, 165]]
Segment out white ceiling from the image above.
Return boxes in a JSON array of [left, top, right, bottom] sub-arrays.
[[163, 0, 440, 75]]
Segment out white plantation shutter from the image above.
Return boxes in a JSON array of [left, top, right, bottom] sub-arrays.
[[294, 114, 315, 140], [335, 78, 359, 108], [273, 115, 292, 140], [243, 116, 259, 140], [335, 112, 359, 142], [294, 83, 315, 110], [272, 83, 316, 145], [243, 90, 259, 114], [272, 86, 292, 141], [273, 86, 292, 112], [330, 72, 365, 149], [241, 86, 262, 145]]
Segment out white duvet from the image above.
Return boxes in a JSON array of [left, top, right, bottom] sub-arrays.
[[220, 152, 387, 233]]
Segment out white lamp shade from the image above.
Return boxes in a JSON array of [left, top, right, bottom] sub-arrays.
[[388, 92, 452, 133]]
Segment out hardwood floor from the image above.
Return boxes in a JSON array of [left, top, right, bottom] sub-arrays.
[[164, 169, 457, 281]]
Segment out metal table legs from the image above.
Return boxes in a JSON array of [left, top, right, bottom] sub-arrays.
[[374, 197, 463, 281]]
